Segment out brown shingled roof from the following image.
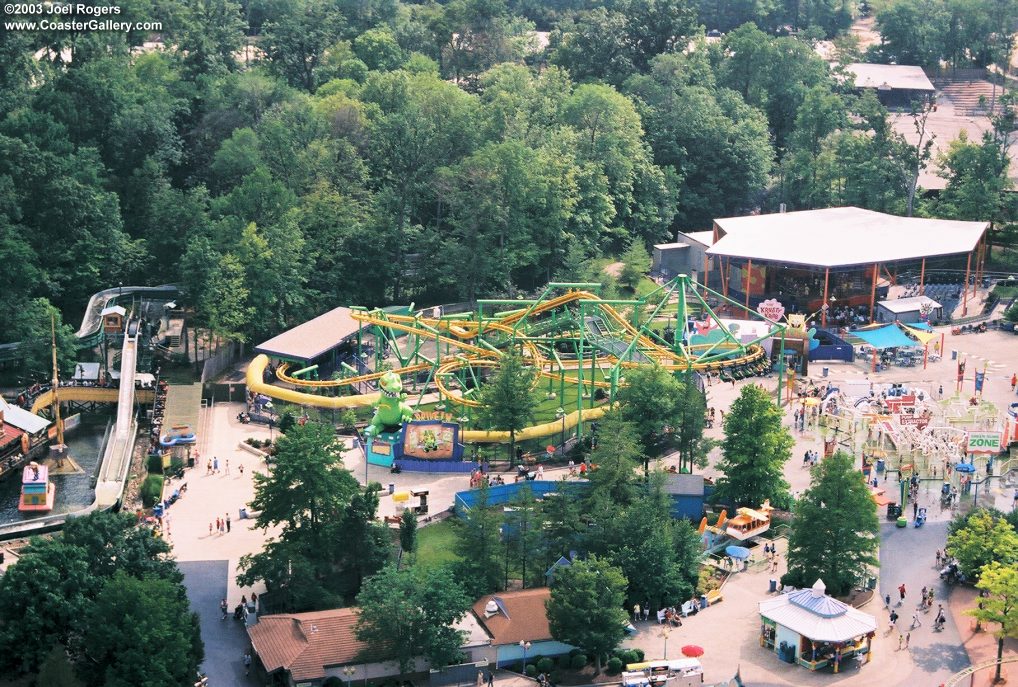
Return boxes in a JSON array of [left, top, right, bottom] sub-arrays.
[[248, 608, 379, 682], [471, 588, 553, 646]]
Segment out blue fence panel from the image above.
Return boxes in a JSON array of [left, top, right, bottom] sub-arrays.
[[395, 459, 478, 474]]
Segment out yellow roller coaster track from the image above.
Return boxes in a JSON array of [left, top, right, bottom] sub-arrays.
[[247, 290, 767, 440]]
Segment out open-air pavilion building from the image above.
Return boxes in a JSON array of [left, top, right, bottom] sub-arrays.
[[701, 207, 988, 327], [759, 580, 878, 674]]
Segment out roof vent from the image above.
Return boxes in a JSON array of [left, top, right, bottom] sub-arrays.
[[811, 579, 826, 598], [484, 600, 499, 618], [310, 624, 319, 633]]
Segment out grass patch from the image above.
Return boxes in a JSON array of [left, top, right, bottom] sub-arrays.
[[415, 518, 464, 570]]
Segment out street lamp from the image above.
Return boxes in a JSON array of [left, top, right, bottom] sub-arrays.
[[556, 407, 565, 454], [659, 626, 671, 659], [519, 640, 531, 672], [341, 665, 356, 687]]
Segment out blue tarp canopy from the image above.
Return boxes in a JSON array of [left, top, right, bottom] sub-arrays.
[[909, 321, 934, 331], [849, 325, 920, 350]]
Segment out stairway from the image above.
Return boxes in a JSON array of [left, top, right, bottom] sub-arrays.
[[934, 77, 1004, 116]]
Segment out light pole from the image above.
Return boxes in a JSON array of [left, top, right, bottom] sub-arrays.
[[519, 640, 531, 672], [341, 665, 356, 687], [659, 626, 671, 659]]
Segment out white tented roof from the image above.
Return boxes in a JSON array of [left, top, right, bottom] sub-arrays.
[[708, 207, 986, 268], [680, 230, 715, 247], [846, 63, 935, 92], [759, 580, 877, 643], [0, 397, 50, 434], [878, 296, 942, 314]]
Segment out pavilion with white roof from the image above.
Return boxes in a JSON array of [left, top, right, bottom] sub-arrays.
[[758, 579, 877, 673], [699, 207, 988, 325]]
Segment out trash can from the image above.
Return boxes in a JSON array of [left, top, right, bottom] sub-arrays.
[[822, 367, 829, 378], [951, 350, 957, 360], [388, 483, 395, 495], [769, 579, 777, 593], [239, 508, 247, 519], [867, 577, 877, 590], [876, 459, 885, 473], [699, 594, 708, 609]]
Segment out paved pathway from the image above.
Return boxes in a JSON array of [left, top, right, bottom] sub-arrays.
[[180, 560, 257, 686]]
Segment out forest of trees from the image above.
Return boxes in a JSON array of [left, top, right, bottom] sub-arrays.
[[1, 0, 1015, 352]]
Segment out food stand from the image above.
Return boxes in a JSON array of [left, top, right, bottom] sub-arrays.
[[758, 580, 877, 673]]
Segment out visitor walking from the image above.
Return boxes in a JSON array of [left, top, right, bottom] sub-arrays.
[[898, 583, 906, 604], [220, 598, 228, 621], [225, 458, 230, 475], [206, 458, 212, 475], [911, 612, 922, 629], [213, 456, 219, 473], [633, 603, 641, 622], [226, 514, 231, 533], [243, 651, 252, 676], [1011, 373, 1016, 391]]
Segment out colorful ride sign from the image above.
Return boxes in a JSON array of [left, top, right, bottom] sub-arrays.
[[758, 299, 785, 322], [966, 431, 1002, 453]]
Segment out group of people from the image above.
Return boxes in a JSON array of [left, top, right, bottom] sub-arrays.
[[801, 449, 820, 468], [220, 593, 258, 623]]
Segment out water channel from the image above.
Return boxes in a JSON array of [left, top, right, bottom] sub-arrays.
[[0, 412, 113, 523]]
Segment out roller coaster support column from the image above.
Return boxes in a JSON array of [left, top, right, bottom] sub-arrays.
[[577, 303, 586, 443]]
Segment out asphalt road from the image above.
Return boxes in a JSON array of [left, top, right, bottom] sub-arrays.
[[180, 560, 257, 686], [879, 517, 970, 685]]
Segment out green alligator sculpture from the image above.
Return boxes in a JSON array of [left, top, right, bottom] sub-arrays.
[[366, 371, 415, 436]]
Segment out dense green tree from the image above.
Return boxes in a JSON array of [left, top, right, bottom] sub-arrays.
[[783, 452, 879, 596], [713, 384, 792, 507], [239, 422, 387, 607], [615, 365, 685, 463], [781, 85, 847, 209], [546, 556, 629, 673], [0, 512, 192, 678], [171, 0, 247, 76], [399, 508, 418, 559], [78, 573, 203, 687], [947, 509, 1018, 582], [354, 28, 407, 71], [626, 53, 772, 228], [355, 565, 471, 673], [549, 10, 637, 85], [453, 484, 505, 597], [966, 562, 1018, 684], [262, 0, 348, 92], [937, 131, 1014, 223], [5, 298, 78, 379], [875, 0, 949, 67], [585, 411, 643, 508], [503, 488, 543, 587], [476, 351, 539, 464]]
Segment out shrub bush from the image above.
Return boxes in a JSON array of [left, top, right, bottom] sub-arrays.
[[633, 648, 645, 661], [606, 658, 623, 675], [141, 474, 164, 507], [615, 649, 637, 665], [323, 678, 344, 687], [549, 671, 562, 684], [170, 456, 184, 472], [557, 656, 572, 670], [536, 657, 554, 674], [146, 453, 163, 474], [570, 654, 587, 670], [525, 664, 537, 677]]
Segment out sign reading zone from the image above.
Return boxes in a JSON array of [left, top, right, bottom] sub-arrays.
[[966, 431, 1002, 453]]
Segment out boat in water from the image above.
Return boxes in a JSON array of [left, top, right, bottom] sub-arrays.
[[19, 461, 55, 512]]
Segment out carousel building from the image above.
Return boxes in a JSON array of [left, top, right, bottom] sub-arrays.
[[759, 579, 878, 673]]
